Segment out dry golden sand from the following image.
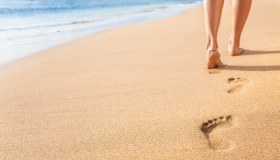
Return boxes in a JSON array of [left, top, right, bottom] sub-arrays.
[[0, 0, 279, 159]]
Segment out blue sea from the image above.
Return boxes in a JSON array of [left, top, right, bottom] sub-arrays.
[[0, 0, 202, 65]]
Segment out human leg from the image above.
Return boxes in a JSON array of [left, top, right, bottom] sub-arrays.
[[203, 0, 225, 68], [228, 0, 252, 56]]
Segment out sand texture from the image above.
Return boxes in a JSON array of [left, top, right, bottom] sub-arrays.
[[0, 0, 279, 159]]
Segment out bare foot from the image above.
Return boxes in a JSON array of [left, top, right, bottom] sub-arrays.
[[228, 41, 245, 56], [206, 50, 225, 69], [228, 47, 245, 56]]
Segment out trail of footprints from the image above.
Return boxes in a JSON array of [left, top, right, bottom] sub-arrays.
[[200, 76, 248, 149], [227, 77, 249, 93], [208, 69, 249, 93], [201, 115, 235, 150]]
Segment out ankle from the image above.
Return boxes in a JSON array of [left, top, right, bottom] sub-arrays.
[[229, 41, 240, 49], [206, 37, 219, 51], [228, 37, 240, 49], [206, 42, 218, 52]]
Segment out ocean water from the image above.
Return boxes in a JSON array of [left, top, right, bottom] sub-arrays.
[[0, 0, 202, 65]]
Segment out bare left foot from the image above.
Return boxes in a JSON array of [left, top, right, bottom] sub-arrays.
[[206, 50, 225, 69]]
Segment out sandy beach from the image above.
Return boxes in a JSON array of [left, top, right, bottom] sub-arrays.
[[0, 0, 279, 159]]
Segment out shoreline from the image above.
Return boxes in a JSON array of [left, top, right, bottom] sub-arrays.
[[0, 2, 202, 67], [0, 0, 279, 159]]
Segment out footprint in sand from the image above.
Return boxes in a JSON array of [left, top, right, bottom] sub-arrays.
[[227, 77, 249, 93], [201, 115, 236, 151]]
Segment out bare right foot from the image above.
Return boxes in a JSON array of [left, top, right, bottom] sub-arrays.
[[228, 47, 245, 56], [228, 40, 245, 56], [206, 50, 225, 69]]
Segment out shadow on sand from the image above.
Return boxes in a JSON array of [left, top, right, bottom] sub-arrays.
[[242, 50, 280, 56], [221, 50, 280, 71], [221, 65, 280, 71]]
